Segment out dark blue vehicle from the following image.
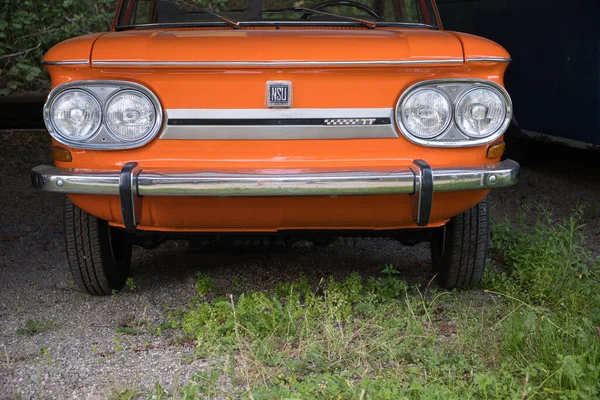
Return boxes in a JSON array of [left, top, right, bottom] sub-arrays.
[[436, 0, 600, 149]]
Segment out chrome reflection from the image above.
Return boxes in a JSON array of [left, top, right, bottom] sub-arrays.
[[31, 160, 519, 198]]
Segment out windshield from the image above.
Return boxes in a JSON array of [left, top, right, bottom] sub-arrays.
[[116, 0, 439, 29]]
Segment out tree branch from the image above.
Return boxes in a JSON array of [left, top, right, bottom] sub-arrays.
[[16, 26, 62, 40], [0, 43, 41, 61]]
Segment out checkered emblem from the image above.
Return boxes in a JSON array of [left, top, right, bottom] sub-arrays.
[[325, 118, 377, 126]]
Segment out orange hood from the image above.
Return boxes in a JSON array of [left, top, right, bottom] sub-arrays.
[[90, 28, 465, 65]]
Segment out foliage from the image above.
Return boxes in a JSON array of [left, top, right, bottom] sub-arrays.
[[486, 203, 600, 316], [0, 0, 117, 96], [483, 204, 600, 399], [133, 206, 600, 399], [125, 277, 137, 292], [15, 318, 53, 336], [39, 345, 53, 364], [195, 272, 217, 297]]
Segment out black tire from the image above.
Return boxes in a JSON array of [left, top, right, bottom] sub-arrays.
[[431, 198, 490, 290], [64, 197, 132, 295]]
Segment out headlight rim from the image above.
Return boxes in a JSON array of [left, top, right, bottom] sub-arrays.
[[398, 86, 453, 140], [43, 80, 164, 150], [453, 85, 511, 139], [395, 79, 513, 148], [104, 88, 160, 143], [45, 88, 103, 144]]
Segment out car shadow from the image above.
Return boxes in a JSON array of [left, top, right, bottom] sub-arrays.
[[130, 238, 434, 296]]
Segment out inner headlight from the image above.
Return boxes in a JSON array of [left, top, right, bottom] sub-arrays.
[[105, 90, 157, 141], [50, 90, 101, 141], [455, 87, 507, 137], [399, 88, 452, 139]]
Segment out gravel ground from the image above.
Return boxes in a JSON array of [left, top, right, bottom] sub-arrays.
[[1, 131, 600, 399]]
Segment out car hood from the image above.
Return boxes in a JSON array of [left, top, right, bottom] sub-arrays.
[[90, 29, 465, 66]]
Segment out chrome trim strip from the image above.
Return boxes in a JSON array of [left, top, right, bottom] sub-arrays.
[[466, 57, 512, 63], [163, 125, 397, 140], [431, 160, 519, 192], [166, 108, 392, 120], [43, 60, 89, 66], [92, 59, 464, 68], [32, 168, 121, 195], [137, 170, 416, 196], [31, 160, 519, 197], [161, 108, 397, 140], [116, 21, 439, 31]]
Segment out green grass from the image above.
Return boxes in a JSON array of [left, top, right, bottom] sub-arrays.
[[115, 326, 143, 336], [15, 319, 53, 336], [140, 205, 600, 399]]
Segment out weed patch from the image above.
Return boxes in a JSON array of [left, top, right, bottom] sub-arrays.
[[116, 327, 143, 336], [144, 206, 600, 398], [16, 319, 53, 336], [484, 204, 600, 398], [125, 277, 137, 292], [177, 274, 520, 398], [488, 204, 600, 314]]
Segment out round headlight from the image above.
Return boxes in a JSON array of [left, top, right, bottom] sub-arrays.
[[455, 87, 507, 137], [106, 90, 157, 141], [399, 88, 452, 139], [50, 90, 101, 141]]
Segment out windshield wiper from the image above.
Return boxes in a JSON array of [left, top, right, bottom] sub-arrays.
[[173, 0, 240, 29], [207, 11, 240, 29], [261, 7, 377, 29]]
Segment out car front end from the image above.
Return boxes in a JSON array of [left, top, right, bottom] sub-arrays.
[[31, 0, 519, 294]]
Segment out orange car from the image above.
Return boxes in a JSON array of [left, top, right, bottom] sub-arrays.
[[31, 0, 519, 295]]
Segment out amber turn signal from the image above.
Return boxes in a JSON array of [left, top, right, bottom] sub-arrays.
[[486, 141, 505, 159], [51, 146, 72, 162]]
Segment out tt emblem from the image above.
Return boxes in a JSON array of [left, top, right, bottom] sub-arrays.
[[266, 81, 292, 108]]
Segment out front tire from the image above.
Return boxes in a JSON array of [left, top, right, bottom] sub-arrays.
[[64, 197, 132, 295], [431, 198, 490, 290]]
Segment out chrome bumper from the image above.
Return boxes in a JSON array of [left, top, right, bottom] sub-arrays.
[[31, 159, 519, 229]]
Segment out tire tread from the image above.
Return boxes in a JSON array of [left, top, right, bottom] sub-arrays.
[[64, 197, 131, 295], [431, 198, 490, 289]]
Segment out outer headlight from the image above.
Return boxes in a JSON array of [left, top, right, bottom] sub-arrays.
[[396, 80, 512, 147], [49, 89, 102, 141], [455, 87, 508, 138], [398, 88, 452, 139], [105, 90, 158, 141], [44, 81, 163, 149]]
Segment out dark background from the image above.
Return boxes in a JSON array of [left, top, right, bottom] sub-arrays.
[[437, 0, 600, 145]]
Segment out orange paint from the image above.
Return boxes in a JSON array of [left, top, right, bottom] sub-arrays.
[[68, 190, 488, 232], [44, 5, 511, 233]]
